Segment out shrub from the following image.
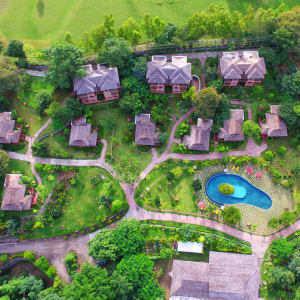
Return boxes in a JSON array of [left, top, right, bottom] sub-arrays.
[[192, 179, 202, 191], [277, 146, 288, 155], [268, 217, 280, 229], [35, 256, 50, 272], [0, 254, 8, 263], [264, 150, 274, 161], [234, 159, 242, 166], [158, 132, 168, 145], [290, 137, 299, 147], [23, 251, 35, 262], [222, 206, 241, 226], [281, 211, 296, 226], [111, 200, 123, 214], [218, 183, 234, 195], [46, 266, 57, 279], [64, 252, 78, 276]]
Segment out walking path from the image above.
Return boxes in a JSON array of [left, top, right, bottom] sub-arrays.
[[0, 103, 291, 282]]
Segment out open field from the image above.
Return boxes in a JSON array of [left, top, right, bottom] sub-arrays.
[[0, 0, 299, 47]]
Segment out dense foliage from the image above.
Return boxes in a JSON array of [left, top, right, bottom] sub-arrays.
[[218, 183, 234, 195]]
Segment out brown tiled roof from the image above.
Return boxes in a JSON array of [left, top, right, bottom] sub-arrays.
[[261, 105, 288, 137], [219, 51, 266, 81], [73, 64, 120, 96], [135, 114, 159, 146], [183, 118, 213, 151], [146, 56, 192, 85], [69, 117, 98, 147], [170, 252, 260, 300], [1, 174, 32, 211], [0, 112, 21, 144], [218, 109, 244, 142]]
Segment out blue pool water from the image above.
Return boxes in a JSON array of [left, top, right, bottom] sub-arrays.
[[205, 173, 272, 209]]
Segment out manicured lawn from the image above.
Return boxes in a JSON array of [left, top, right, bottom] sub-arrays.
[[91, 105, 152, 173], [0, 0, 298, 47], [30, 167, 126, 238], [40, 131, 103, 159]]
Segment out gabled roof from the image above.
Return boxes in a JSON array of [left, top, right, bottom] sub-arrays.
[[183, 118, 213, 151], [135, 114, 159, 146], [1, 174, 32, 211], [261, 105, 288, 137], [220, 51, 266, 81], [73, 64, 120, 95], [218, 109, 244, 142], [69, 117, 98, 147], [0, 112, 21, 144], [147, 56, 192, 85], [170, 252, 260, 300]]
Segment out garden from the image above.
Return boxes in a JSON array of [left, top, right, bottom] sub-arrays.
[[27, 166, 127, 239], [135, 156, 295, 235]]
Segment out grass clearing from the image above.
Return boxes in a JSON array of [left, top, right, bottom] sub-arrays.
[[30, 167, 126, 238], [0, 0, 298, 47]]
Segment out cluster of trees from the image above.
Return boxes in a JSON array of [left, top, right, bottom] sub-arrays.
[[266, 237, 300, 299]]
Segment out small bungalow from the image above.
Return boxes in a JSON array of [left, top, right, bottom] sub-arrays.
[[169, 251, 260, 300], [69, 117, 98, 147], [218, 109, 244, 142], [261, 105, 288, 138], [219, 51, 266, 87], [183, 118, 213, 151], [146, 56, 192, 94], [73, 63, 120, 103], [0, 112, 22, 145], [135, 114, 159, 146], [1, 174, 33, 211]]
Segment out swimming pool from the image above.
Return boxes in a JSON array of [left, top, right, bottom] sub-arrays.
[[205, 173, 272, 209]]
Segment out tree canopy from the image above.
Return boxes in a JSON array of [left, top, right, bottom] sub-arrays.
[[242, 120, 261, 139], [0, 150, 9, 178], [4, 40, 25, 58], [43, 43, 86, 88], [0, 56, 21, 93]]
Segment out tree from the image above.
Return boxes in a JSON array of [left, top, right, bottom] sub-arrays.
[[288, 251, 300, 280], [132, 56, 147, 81], [242, 120, 261, 139], [279, 102, 300, 131], [270, 238, 294, 264], [142, 14, 166, 40], [111, 200, 123, 214], [270, 266, 295, 290], [281, 70, 300, 98], [117, 254, 164, 300], [35, 256, 50, 272], [98, 195, 113, 207], [179, 224, 195, 242], [154, 23, 177, 45], [281, 211, 296, 226], [113, 219, 145, 258], [60, 98, 85, 122], [0, 150, 9, 178], [43, 43, 86, 88], [4, 40, 25, 58], [0, 275, 44, 300], [88, 229, 118, 262], [158, 132, 168, 145], [98, 38, 132, 74], [119, 92, 148, 115], [160, 247, 174, 260], [32, 142, 48, 157], [192, 179, 202, 191], [118, 18, 142, 46], [0, 56, 21, 93], [36, 90, 52, 115], [0, 95, 9, 112], [192, 87, 222, 119], [63, 264, 115, 300], [222, 206, 241, 226]]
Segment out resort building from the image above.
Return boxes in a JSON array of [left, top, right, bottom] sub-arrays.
[[219, 51, 266, 87], [69, 117, 98, 147], [170, 251, 260, 300], [1, 174, 33, 211], [218, 109, 244, 142], [73, 63, 120, 103], [135, 114, 159, 146], [0, 112, 22, 145], [146, 56, 192, 94], [261, 105, 288, 138], [183, 118, 213, 151]]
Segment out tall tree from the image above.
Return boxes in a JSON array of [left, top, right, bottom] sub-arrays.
[[98, 38, 132, 74], [0, 56, 21, 93], [118, 18, 142, 46], [142, 14, 165, 40], [192, 87, 222, 119], [63, 264, 115, 300], [43, 43, 86, 89], [0, 150, 9, 178], [242, 120, 261, 139], [4, 40, 25, 58]]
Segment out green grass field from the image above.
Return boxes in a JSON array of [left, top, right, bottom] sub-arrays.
[[0, 0, 298, 47]]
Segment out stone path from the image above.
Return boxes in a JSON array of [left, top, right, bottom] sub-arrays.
[[0, 103, 291, 283]]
